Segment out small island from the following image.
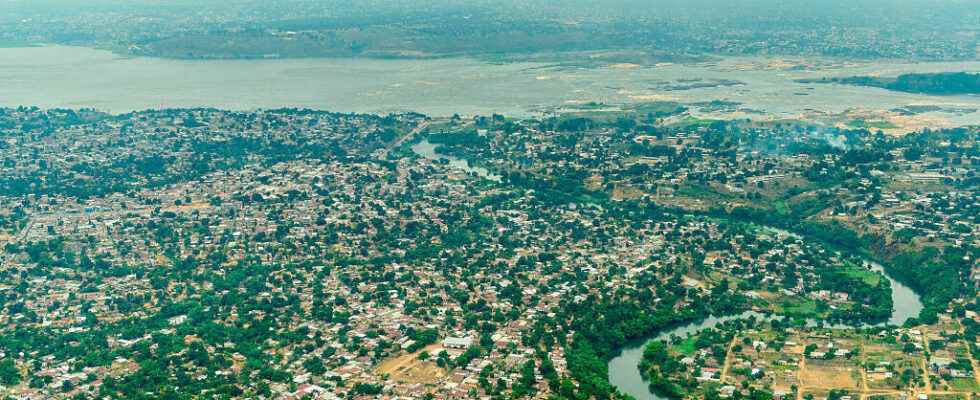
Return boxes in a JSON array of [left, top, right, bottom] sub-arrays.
[[800, 72, 980, 95]]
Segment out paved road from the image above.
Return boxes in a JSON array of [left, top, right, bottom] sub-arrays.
[[379, 120, 430, 158]]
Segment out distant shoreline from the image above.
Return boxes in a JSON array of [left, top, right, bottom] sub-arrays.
[[0, 42, 41, 49], [2, 45, 980, 128], [798, 71, 980, 96]]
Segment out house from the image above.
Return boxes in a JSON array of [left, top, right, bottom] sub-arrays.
[[282, 384, 339, 400], [698, 370, 720, 382], [168, 315, 188, 326], [929, 357, 952, 371], [442, 337, 474, 349]]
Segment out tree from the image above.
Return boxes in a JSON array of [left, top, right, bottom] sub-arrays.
[[804, 344, 819, 357], [0, 359, 20, 385], [303, 356, 326, 375]]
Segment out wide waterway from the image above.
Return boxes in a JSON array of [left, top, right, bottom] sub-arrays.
[[0, 44, 939, 400], [1, 46, 979, 125]]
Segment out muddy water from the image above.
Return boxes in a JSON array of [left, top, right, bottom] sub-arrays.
[[1, 46, 978, 125]]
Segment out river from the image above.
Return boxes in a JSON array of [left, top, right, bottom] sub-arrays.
[[410, 140, 502, 181], [0, 44, 937, 399], [407, 138, 925, 400], [607, 260, 924, 400], [411, 146, 924, 400], [867, 261, 924, 327], [1, 46, 979, 125]]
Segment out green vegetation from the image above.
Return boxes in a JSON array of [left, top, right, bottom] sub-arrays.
[[804, 72, 980, 95], [885, 247, 974, 324], [0, 105, 975, 400], [6, 1, 979, 61], [848, 119, 898, 130]]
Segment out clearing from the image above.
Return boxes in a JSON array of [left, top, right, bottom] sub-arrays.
[[376, 344, 448, 385]]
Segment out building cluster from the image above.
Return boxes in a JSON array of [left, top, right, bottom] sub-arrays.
[[651, 314, 980, 400], [0, 108, 975, 399]]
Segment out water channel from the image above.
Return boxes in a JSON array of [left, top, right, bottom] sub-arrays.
[[410, 139, 502, 182], [0, 42, 943, 400], [408, 139, 924, 400]]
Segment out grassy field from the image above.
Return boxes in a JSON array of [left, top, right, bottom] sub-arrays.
[[843, 263, 882, 286], [671, 337, 700, 356], [780, 298, 819, 316], [848, 118, 899, 130], [676, 115, 720, 128], [947, 377, 980, 392]]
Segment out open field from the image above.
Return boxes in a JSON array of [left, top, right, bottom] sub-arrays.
[[163, 202, 213, 212], [376, 344, 449, 385], [681, 319, 980, 400], [800, 360, 860, 390]]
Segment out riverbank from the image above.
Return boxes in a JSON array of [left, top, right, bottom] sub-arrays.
[[607, 258, 923, 400], [609, 312, 768, 400], [410, 140, 501, 181], [401, 123, 932, 400], [405, 133, 928, 400], [632, 313, 980, 399]]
